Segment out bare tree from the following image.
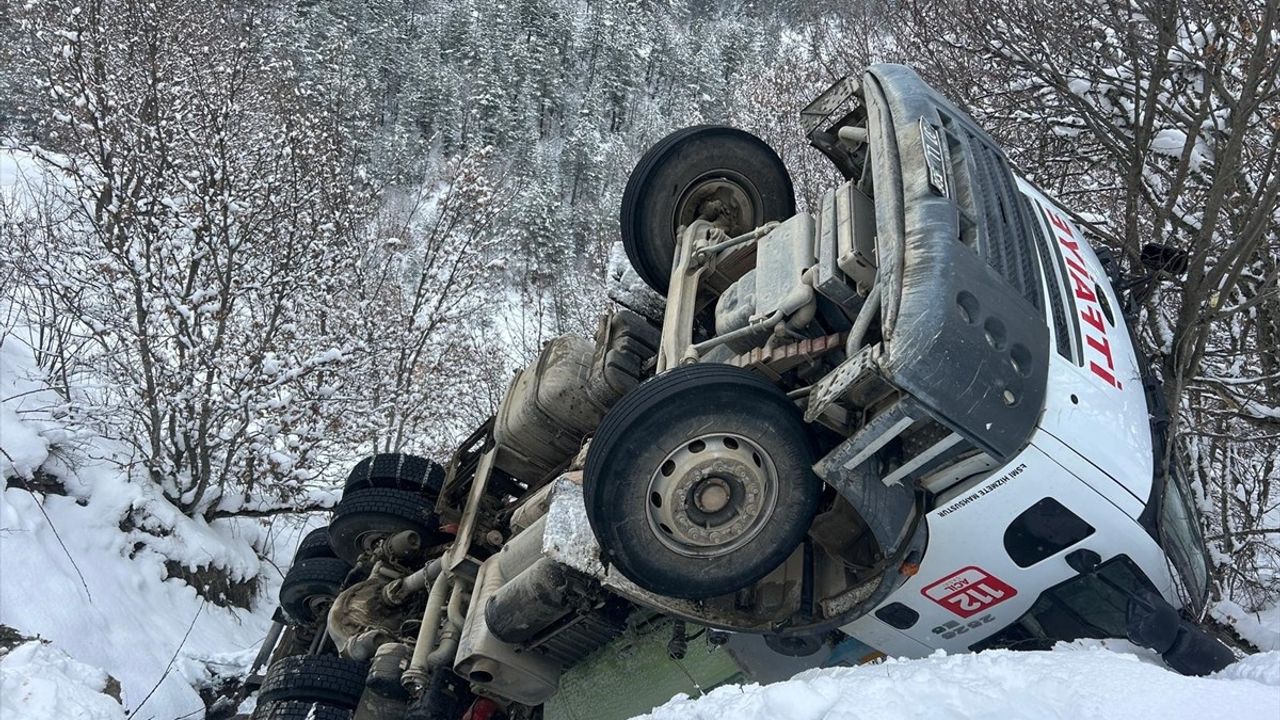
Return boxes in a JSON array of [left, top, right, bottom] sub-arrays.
[[10, 0, 379, 518], [341, 147, 515, 457], [894, 0, 1280, 603]]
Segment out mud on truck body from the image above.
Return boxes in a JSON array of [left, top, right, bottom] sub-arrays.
[[246, 64, 1232, 720]]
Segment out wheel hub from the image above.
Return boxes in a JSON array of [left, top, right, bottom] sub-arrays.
[[694, 477, 731, 513], [355, 530, 389, 556], [674, 173, 760, 238], [646, 432, 779, 558], [305, 593, 335, 617]]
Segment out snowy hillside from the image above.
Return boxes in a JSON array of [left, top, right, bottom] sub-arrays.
[[1, 642, 130, 720], [0, 320, 312, 718], [637, 645, 1280, 720]]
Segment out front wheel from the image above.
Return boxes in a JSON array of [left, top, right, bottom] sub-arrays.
[[583, 364, 821, 599], [620, 126, 795, 295]]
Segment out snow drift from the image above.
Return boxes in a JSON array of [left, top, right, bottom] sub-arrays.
[[0, 642, 127, 720], [635, 643, 1280, 720]]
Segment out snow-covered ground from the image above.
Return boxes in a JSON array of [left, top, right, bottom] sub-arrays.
[[0, 455, 283, 719], [1215, 600, 1280, 653], [0, 312, 302, 719], [1, 641, 127, 720], [636, 643, 1280, 720]]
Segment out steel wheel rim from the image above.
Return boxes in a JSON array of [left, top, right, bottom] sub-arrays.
[[353, 528, 388, 556], [672, 170, 761, 238], [305, 592, 335, 618], [645, 431, 780, 558]]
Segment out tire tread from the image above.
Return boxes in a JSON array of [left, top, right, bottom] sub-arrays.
[[259, 656, 368, 710]]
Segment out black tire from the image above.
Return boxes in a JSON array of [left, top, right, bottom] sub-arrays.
[[252, 700, 354, 720], [294, 526, 338, 562], [583, 364, 821, 599], [328, 488, 442, 564], [279, 557, 351, 625], [344, 453, 446, 496], [620, 125, 795, 294], [259, 655, 369, 710]]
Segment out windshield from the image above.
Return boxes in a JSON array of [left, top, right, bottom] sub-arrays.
[[971, 556, 1155, 650], [1158, 461, 1212, 615]]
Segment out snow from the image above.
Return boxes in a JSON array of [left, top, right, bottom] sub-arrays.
[[1151, 128, 1190, 154], [634, 644, 1280, 720], [1214, 600, 1280, 652], [0, 325, 294, 720], [1149, 128, 1214, 170], [0, 325, 60, 483], [0, 147, 39, 198], [0, 467, 283, 719], [0, 395, 51, 482], [0, 642, 126, 720]]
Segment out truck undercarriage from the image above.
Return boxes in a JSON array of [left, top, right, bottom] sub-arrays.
[[245, 65, 1232, 720]]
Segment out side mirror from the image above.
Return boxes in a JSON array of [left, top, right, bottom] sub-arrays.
[[1065, 548, 1101, 574], [1125, 589, 1181, 653], [1126, 589, 1235, 676], [1140, 243, 1189, 276]]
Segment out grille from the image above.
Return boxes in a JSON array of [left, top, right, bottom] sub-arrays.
[[1025, 196, 1077, 362], [939, 112, 1042, 311]]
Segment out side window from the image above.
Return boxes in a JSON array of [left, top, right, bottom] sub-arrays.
[[1004, 497, 1095, 567], [972, 556, 1156, 651], [1159, 466, 1210, 613]]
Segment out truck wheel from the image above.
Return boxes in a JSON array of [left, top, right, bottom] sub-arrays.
[[344, 453, 446, 497], [328, 488, 442, 564], [279, 557, 351, 625], [294, 526, 338, 562], [621, 125, 795, 295], [258, 655, 369, 710], [584, 364, 821, 599], [252, 700, 354, 720]]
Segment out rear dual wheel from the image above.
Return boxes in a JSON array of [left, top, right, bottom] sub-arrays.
[[584, 364, 821, 599], [256, 656, 369, 714], [253, 700, 353, 720], [279, 557, 351, 626], [328, 488, 443, 564], [294, 526, 338, 562], [344, 453, 446, 496]]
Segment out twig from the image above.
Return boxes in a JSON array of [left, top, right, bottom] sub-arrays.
[[204, 501, 334, 521], [129, 598, 206, 718], [1209, 528, 1280, 541]]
